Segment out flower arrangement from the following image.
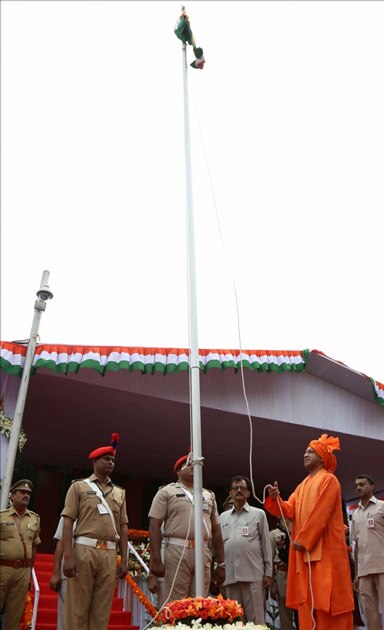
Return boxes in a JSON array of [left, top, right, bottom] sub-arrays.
[[159, 595, 245, 626], [127, 528, 151, 579], [129, 540, 150, 578], [0, 395, 27, 453]]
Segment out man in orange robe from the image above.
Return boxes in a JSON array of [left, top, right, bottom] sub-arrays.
[[265, 434, 354, 629]]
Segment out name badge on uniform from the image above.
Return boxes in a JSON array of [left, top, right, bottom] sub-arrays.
[[367, 516, 375, 528], [97, 504, 108, 515], [242, 525, 249, 536]]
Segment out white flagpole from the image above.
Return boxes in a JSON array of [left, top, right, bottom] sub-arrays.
[[181, 40, 205, 596]]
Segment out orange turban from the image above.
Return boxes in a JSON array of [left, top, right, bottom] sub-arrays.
[[309, 434, 340, 473]]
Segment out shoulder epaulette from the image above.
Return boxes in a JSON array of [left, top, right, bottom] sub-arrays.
[[113, 483, 124, 490], [28, 510, 40, 517], [71, 478, 86, 484]]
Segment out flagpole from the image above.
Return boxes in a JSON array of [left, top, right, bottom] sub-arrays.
[[181, 41, 205, 596]]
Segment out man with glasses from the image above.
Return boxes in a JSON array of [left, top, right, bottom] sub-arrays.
[[148, 453, 225, 604], [219, 475, 272, 625]]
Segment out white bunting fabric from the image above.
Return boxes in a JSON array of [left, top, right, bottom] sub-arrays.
[[1, 341, 383, 405]]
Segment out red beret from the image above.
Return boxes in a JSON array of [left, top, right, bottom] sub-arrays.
[[174, 455, 189, 474], [89, 445, 116, 460], [89, 433, 120, 460]]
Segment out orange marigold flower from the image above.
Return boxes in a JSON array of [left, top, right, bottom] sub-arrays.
[[158, 596, 244, 625]]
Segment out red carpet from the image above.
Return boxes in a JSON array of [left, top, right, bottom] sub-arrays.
[[34, 553, 139, 630]]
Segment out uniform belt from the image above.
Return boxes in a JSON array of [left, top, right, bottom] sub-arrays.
[[165, 537, 208, 550], [0, 558, 33, 568], [75, 536, 116, 550]]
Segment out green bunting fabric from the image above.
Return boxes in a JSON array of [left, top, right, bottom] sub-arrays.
[[1, 341, 383, 406]]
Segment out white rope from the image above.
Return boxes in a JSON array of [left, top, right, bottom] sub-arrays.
[[274, 494, 316, 629], [192, 67, 317, 630], [192, 87, 265, 507], [306, 549, 316, 630]]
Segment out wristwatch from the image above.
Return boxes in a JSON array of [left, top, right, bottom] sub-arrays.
[[216, 562, 226, 568]]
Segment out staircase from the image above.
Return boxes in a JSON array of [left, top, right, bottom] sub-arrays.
[[34, 553, 139, 630]]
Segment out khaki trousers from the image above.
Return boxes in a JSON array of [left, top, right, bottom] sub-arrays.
[[161, 544, 211, 605], [275, 569, 295, 630], [359, 573, 384, 630], [225, 581, 265, 625], [65, 544, 117, 630], [0, 565, 30, 630]]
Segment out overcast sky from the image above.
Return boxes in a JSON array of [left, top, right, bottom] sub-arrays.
[[1, 0, 383, 382]]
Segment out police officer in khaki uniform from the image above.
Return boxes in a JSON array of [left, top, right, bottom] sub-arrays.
[[61, 433, 128, 630], [270, 518, 296, 630], [0, 479, 41, 630], [148, 453, 225, 604]]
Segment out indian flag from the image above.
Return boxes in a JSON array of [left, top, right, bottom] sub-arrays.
[[174, 8, 205, 70]]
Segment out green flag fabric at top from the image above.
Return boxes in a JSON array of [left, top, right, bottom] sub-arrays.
[[174, 9, 194, 45], [174, 7, 205, 69]]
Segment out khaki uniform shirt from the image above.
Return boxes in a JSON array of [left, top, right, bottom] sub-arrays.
[[219, 502, 272, 586], [351, 496, 384, 578], [61, 474, 128, 542], [270, 527, 288, 597], [148, 482, 219, 540], [270, 527, 288, 570], [0, 506, 41, 560]]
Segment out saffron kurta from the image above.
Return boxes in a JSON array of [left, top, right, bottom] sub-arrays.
[[265, 469, 354, 617]]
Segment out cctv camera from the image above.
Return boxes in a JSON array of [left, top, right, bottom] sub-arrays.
[[36, 286, 53, 301]]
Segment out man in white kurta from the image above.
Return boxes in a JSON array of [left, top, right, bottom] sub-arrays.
[[219, 475, 272, 625]]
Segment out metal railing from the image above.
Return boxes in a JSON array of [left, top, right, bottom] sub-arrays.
[[31, 567, 40, 630], [118, 542, 158, 629]]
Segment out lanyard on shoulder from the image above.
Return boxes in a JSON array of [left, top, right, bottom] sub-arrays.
[[179, 485, 210, 537], [84, 478, 120, 540]]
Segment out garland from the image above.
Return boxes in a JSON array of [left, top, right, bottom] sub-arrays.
[[124, 572, 158, 619], [158, 623, 268, 630], [20, 589, 34, 629], [128, 528, 149, 539], [127, 529, 150, 578]]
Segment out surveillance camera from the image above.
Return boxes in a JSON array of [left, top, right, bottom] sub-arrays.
[[36, 286, 53, 301]]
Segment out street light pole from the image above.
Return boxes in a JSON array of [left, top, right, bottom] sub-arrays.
[[0, 270, 53, 509]]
